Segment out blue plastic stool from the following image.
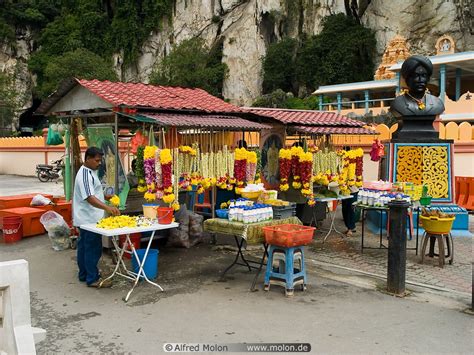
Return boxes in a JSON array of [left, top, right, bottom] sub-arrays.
[[264, 245, 307, 296]]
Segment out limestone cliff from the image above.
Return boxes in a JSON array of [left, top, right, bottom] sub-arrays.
[[1, 0, 473, 119]]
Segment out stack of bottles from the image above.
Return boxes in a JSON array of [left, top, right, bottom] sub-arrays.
[[357, 189, 411, 207], [228, 203, 273, 224]]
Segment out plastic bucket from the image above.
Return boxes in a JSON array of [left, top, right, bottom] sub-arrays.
[[119, 233, 141, 259], [2, 216, 23, 244], [132, 249, 159, 279], [157, 207, 173, 224], [142, 204, 158, 219]]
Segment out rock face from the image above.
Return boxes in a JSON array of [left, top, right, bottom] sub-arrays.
[[1, 0, 473, 116]]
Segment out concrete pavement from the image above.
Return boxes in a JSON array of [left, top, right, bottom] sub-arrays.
[[0, 175, 472, 353]]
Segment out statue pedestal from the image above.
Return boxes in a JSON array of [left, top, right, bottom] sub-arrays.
[[391, 115, 440, 142], [383, 141, 455, 204]]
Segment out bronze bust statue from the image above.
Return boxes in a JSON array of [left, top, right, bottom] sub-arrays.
[[390, 55, 445, 142]]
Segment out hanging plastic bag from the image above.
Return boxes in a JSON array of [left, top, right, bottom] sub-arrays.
[[46, 124, 64, 145], [40, 211, 70, 251]]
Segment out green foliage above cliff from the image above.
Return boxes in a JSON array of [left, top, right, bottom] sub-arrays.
[[150, 38, 228, 98], [260, 13, 376, 106], [1, 0, 173, 98]]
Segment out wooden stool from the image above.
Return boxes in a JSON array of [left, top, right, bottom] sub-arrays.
[[264, 245, 307, 296], [420, 232, 454, 268]]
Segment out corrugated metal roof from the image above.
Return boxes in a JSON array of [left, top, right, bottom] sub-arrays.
[[79, 79, 242, 112], [141, 113, 271, 130], [244, 107, 365, 126], [294, 125, 378, 135]]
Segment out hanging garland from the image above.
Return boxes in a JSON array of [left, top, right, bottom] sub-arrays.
[[278, 148, 291, 191], [160, 148, 174, 204], [143, 145, 157, 201], [234, 147, 247, 191], [246, 150, 257, 183], [290, 146, 304, 189], [135, 146, 147, 192]]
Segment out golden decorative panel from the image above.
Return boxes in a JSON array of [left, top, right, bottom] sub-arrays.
[[421, 146, 449, 198], [396, 146, 423, 184]]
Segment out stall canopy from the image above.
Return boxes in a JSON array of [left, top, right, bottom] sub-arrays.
[[243, 107, 377, 135], [36, 78, 242, 115], [139, 113, 271, 130]]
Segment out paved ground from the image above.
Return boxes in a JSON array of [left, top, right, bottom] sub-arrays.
[[0, 175, 473, 353], [308, 216, 472, 295], [1, 235, 473, 354]]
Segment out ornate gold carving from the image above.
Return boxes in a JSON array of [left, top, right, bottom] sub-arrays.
[[436, 35, 455, 55], [422, 146, 449, 198], [396, 146, 423, 184], [374, 35, 411, 80]]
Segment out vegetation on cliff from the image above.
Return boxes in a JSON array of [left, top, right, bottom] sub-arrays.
[[257, 14, 376, 109], [1, 0, 172, 98]]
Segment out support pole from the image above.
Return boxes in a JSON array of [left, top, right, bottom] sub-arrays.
[[395, 72, 401, 95], [455, 68, 462, 101], [319, 95, 323, 110], [439, 64, 446, 102], [337, 93, 342, 113], [387, 199, 410, 295], [114, 113, 119, 195], [364, 90, 370, 114], [64, 128, 71, 201]]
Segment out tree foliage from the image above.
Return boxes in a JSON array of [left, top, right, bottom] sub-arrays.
[[150, 38, 228, 97], [0, 72, 20, 136], [1, 0, 173, 98], [296, 13, 376, 91], [39, 48, 118, 98], [256, 13, 376, 107], [262, 38, 298, 94]]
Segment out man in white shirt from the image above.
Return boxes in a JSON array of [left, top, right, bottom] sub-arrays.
[[73, 147, 120, 288]]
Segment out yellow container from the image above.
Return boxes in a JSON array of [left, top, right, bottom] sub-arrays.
[[420, 215, 455, 234], [241, 191, 262, 200], [142, 204, 158, 219]]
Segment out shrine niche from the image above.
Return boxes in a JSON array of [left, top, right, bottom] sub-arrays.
[[436, 35, 455, 55], [374, 35, 411, 80]]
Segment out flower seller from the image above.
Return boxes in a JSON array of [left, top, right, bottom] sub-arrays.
[[73, 146, 120, 288]]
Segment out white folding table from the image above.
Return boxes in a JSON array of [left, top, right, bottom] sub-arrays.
[[315, 195, 353, 243], [80, 222, 179, 302]]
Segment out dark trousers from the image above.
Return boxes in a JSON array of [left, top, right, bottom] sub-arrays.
[[341, 192, 358, 231], [77, 228, 103, 285]]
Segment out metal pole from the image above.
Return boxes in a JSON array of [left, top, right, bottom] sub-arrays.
[[387, 199, 410, 295], [64, 127, 71, 201], [114, 113, 119, 195]]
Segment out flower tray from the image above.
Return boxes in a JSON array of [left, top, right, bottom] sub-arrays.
[[263, 224, 315, 247]]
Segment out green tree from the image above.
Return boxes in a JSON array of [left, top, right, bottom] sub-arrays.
[[150, 38, 228, 97], [0, 72, 20, 136], [296, 13, 376, 91], [261, 38, 298, 94], [39, 48, 118, 97]]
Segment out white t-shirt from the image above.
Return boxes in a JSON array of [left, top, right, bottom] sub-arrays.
[[73, 165, 105, 227]]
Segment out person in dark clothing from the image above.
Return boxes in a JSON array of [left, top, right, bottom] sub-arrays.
[[341, 146, 359, 236], [341, 186, 359, 236]]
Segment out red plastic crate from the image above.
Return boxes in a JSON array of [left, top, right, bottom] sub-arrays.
[[53, 201, 72, 226], [0, 193, 53, 209], [0, 207, 46, 237], [263, 224, 316, 247]]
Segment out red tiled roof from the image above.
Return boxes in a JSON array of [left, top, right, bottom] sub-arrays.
[[244, 107, 365, 127], [142, 113, 271, 130], [78, 79, 242, 113], [294, 126, 378, 135]]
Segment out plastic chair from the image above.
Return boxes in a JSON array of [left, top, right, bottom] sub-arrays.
[[456, 177, 468, 208], [464, 177, 474, 210], [193, 189, 213, 217]]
